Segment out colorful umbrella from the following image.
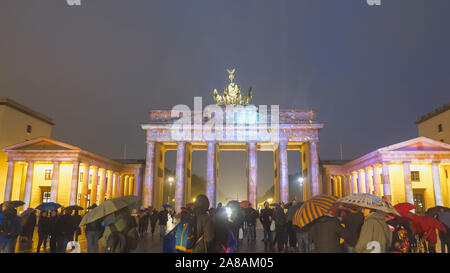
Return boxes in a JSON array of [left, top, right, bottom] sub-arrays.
[[394, 202, 415, 218], [240, 200, 251, 208], [292, 195, 339, 228], [338, 193, 400, 216], [35, 202, 62, 211]]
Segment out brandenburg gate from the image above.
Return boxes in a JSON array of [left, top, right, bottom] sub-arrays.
[[141, 70, 324, 211]]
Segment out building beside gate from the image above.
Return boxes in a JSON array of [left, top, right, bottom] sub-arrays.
[[2, 137, 144, 211], [416, 102, 449, 144], [0, 97, 54, 201], [321, 137, 450, 214]]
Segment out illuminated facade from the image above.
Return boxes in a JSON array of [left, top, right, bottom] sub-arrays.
[[2, 137, 144, 211], [321, 137, 450, 213], [416, 102, 449, 144], [0, 97, 53, 201]]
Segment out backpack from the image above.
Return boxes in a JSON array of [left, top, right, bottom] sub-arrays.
[[105, 217, 138, 253], [174, 218, 197, 253]]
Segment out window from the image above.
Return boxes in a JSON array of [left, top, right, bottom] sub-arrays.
[[44, 169, 53, 180], [26, 125, 32, 134], [440, 139, 444, 142], [42, 192, 51, 203], [79, 172, 84, 183], [438, 124, 443, 132], [411, 171, 420, 182], [413, 193, 425, 215]]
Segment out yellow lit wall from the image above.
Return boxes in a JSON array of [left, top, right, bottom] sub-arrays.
[[0, 103, 52, 202], [411, 164, 435, 210], [30, 163, 53, 208], [388, 164, 406, 205], [57, 163, 75, 206], [417, 109, 450, 143], [440, 164, 450, 207], [10, 162, 26, 201]]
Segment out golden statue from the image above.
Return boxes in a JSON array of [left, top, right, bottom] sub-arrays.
[[213, 68, 252, 106]]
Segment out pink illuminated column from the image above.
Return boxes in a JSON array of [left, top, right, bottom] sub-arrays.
[[50, 161, 60, 202], [247, 142, 258, 208], [206, 142, 217, 208], [309, 141, 320, 196], [175, 142, 186, 212], [431, 162, 443, 206], [3, 161, 15, 201], [116, 174, 122, 197], [279, 141, 289, 203], [351, 173, 357, 194], [381, 162, 392, 203], [143, 142, 155, 207], [22, 161, 34, 210], [372, 165, 380, 197], [357, 170, 364, 194], [364, 167, 371, 194], [403, 162, 414, 204], [69, 161, 80, 205]]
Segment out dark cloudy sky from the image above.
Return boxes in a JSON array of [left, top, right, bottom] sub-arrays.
[[1, 0, 449, 199]]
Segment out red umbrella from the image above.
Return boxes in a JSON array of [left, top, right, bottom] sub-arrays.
[[394, 202, 415, 218], [410, 214, 447, 233], [240, 200, 251, 208]]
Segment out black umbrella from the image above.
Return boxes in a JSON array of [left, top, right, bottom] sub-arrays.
[[1, 200, 25, 208], [64, 205, 84, 212], [425, 206, 450, 216]]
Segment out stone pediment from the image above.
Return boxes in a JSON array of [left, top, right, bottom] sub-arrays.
[[378, 137, 450, 152], [3, 137, 81, 152]]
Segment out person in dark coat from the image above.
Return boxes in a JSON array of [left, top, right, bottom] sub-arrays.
[[212, 203, 228, 253], [70, 210, 82, 241], [245, 204, 259, 243], [340, 207, 364, 253], [286, 199, 301, 251], [48, 210, 60, 253], [85, 204, 104, 253], [36, 210, 50, 253], [309, 215, 346, 253], [259, 201, 273, 250], [158, 208, 169, 237], [56, 209, 72, 253], [273, 203, 288, 253], [150, 209, 158, 236], [192, 194, 214, 253], [228, 203, 245, 247], [21, 211, 37, 242], [0, 202, 22, 253]]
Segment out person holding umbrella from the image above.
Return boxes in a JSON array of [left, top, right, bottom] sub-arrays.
[[36, 210, 50, 253], [338, 194, 398, 253], [0, 201, 23, 253], [84, 204, 104, 253]]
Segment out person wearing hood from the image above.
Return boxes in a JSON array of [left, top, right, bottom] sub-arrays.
[[309, 214, 345, 253], [355, 208, 392, 253], [192, 194, 214, 253], [340, 207, 364, 253]]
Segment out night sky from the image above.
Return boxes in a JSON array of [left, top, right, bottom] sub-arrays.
[[1, 0, 449, 200]]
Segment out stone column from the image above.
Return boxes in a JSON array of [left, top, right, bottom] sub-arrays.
[[352, 172, 357, 194], [325, 171, 331, 195], [175, 142, 186, 212], [90, 167, 99, 205], [106, 171, 113, 199], [22, 161, 34, 210], [98, 169, 107, 204], [403, 162, 414, 204], [81, 164, 91, 208], [372, 165, 380, 197], [279, 141, 289, 203], [432, 162, 444, 206], [364, 167, 372, 194], [50, 161, 60, 202], [143, 142, 156, 207], [206, 142, 217, 208], [69, 161, 80, 205], [129, 176, 134, 195], [309, 141, 320, 196], [115, 174, 121, 198], [135, 171, 141, 197], [122, 175, 128, 196], [381, 162, 392, 203], [3, 161, 15, 201], [247, 142, 258, 208]]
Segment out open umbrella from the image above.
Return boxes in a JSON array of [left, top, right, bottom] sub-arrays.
[[240, 200, 251, 208], [162, 204, 172, 209], [425, 206, 450, 217], [338, 193, 400, 216], [20, 208, 36, 217], [394, 202, 415, 218], [292, 194, 339, 228], [65, 205, 84, 212], [1, 200, 25, 208], [36, 202, 62, 211], [437, 211, 450, 228], [79, 195, 140, 226]]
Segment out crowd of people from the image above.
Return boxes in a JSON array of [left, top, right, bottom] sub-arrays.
[[1, 194, 449, 253]]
